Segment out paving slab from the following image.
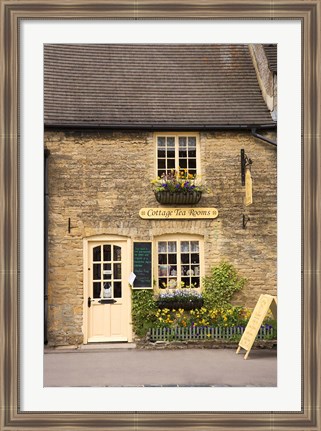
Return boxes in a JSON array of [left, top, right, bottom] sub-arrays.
[[44, 348, 277, 387]]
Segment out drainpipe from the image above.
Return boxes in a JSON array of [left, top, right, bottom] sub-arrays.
[[251, 128, 277, 147], [44, 149, 50, 344]]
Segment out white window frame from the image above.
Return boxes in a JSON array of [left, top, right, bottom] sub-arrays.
[[154, 234, 204, 293], [154, 132, 201, 177]]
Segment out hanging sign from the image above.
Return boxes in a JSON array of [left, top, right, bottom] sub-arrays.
[[245, 168, 253, 206], [139, 208, 218, 219], [236, 294, 277, 359]]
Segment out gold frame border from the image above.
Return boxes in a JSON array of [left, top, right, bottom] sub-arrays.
[[1, 1, 320, 429]]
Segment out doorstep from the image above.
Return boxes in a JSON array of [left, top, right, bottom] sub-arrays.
[[44, 342, 137, 353]]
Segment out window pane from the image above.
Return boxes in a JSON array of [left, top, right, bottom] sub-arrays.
[[93, 282, 101, 298], [168, 279, 177, 289], [158, 159, 166, 169], [191, 241, 199, 252], [159, 278, 167, 289], [168, 241, 177, 253], [113, 263, 121, 280], [93, 246, 101, 262], [158, 137, 166, 147], [181, 265, 189, 276], [168, 254, 177, 264], [179, 150, 187, 158], [158, 242, 167, 253], [93, 264, 101, 280], [167, 137, 175, 147], [188, 149, 196, 158], [158, 254, 167, 264], [191, 254, 199, 264], [191, 277, 200, 288], [113, 246, 121, 261], [179, 159, 187, 168], [167, 159, 175, 169], [188, 159, 196, 169], [103, 245, 111, 262], [179, 137, 187, 147], [158, 150, 166, 158], [169, 266, 177, 276], [159, 265, 168, 277], [188, 137, 196, 147], [181, 241, 189, 252], [181, 254, 190, 264], [166, 150, 175, 158], [114, 282, 122, 298], [181, 277, 190, 288], [191, 265, 200, 276]]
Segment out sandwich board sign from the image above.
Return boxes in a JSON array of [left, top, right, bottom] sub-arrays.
[[236, 294, 277, 359]]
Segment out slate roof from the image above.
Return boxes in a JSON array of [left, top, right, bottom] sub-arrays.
[[263, 44, 277, 73], [44, 44, 276, 129]]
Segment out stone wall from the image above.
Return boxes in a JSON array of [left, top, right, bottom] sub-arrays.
[[45, 129, 277, 345]]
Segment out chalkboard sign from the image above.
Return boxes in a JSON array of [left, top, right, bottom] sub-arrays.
[[133, 242, 153, 289]]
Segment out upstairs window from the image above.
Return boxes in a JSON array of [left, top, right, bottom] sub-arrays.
[[156, 134, 199, 178]]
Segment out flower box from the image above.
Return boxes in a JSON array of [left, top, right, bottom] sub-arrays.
[[155, 190, 202, 205]]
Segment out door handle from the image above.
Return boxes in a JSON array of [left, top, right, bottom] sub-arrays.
[[88, 297, 92, 307]]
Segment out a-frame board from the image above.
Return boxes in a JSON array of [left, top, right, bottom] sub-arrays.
[[236, 294, 277, 359]]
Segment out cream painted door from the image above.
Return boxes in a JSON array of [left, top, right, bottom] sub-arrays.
[[87, 241, 130, 342]]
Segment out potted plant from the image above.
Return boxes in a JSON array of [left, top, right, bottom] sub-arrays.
[[151, 169, 209, 205]]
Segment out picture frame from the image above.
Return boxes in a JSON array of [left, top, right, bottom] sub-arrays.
[[0, 0, 320, 429]]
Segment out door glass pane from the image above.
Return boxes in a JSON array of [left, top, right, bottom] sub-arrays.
[[113, 246, 121, 262], [103, 245, 111, 262], [114, 263, 121, 280], [103, 282, 112, 298], [114, 282, 122, 298], [103, 263, 112, 280], [93, 246, 101, 262], [93, 282, 101, 298], [93, 264, 101, 280]]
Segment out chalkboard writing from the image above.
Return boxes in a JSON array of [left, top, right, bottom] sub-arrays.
[[133, 242, 153, 289]]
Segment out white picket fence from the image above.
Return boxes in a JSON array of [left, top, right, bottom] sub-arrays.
[[148, 326, 274, 341]]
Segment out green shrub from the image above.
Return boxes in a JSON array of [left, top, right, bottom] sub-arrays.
[[202, 261, 246, 309], [131, 289, 158, 337]]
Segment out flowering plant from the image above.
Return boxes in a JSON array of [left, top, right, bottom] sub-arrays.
[[156, 288, 203, 310], [151, 169, 209, 194]]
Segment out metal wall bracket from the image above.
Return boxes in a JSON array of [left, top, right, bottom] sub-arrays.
[[241, 149, 253, 186], [242, 214, 250, 229]]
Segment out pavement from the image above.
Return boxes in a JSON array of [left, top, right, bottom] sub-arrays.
[[44, 345, 277, 387]]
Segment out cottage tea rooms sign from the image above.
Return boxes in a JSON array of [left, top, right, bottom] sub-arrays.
[[139, 207, 218, 219]]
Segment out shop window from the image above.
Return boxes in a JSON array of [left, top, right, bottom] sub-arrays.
[[157, 239, 202, 290], [156, 134, 199, 178]]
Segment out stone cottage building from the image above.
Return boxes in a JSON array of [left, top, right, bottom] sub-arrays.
[[44, 44, 277, 346]]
